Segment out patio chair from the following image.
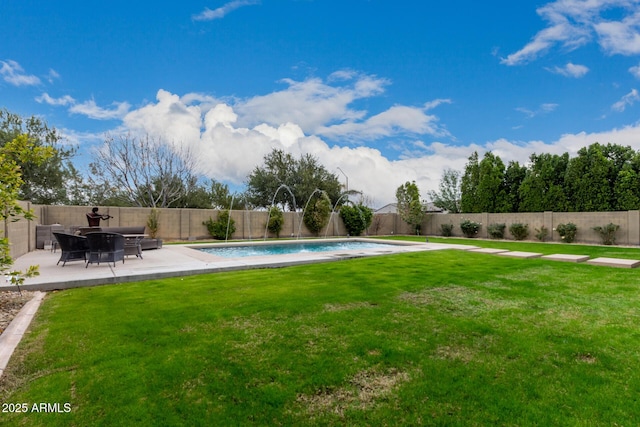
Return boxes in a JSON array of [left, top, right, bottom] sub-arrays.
[[124, 235, 143, 259], [85, 232, 125, 267], [53, 232, 89, 267]]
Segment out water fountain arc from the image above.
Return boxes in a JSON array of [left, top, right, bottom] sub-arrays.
[[264, 184, 298, 240], [225, 194, 235, 243]]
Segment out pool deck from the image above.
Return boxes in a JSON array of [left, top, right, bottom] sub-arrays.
[[1, 239, 472, 292]]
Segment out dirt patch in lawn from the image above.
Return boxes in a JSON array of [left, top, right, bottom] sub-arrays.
[[297, 368, 410, 416]]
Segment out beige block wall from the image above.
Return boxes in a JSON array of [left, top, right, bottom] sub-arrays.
[[5, 201, 37, 259], [31, 205, 355, 241], [8, 204, 640, 260]]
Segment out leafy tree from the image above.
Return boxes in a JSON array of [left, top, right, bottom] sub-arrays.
[[518, 153, 569, 212], [169, 177, 219, 209], [246, 149, 298, 210], [1, 134, 53, 288], [89, 133, 201, 208], [565, 143, 614, 211], [477, 152, 508, 213], [294, 154, 342, 210], [0, 109, 78, 205], [611, 147, 640, 210], [614, 163, 640, 210], [428, 168, 461, 213], [246, 149, 341, 211], [503, 161, 527, 212], [210, 180, 234, 209], [460, 151, 480, 213], [396, 181, 425, 234], [340, 203, 373, 236], [302, 193, 332, 236]]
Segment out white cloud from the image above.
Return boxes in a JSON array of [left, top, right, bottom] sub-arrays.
[[612, 88, 640, 111], [548, 62, 590, 77], [316, 104, 449, 141], [594, 10, 640, 55], [0, 60, 41, 86], [47, 69, 60, 84], [233, 73, 448, 143], [629, 63, 640, 78], [124, 90, 202, 143], [516, 103, 559, 118], [502, 0, 640, 65], [112, 87, 631, 207], [69, 99, 131, 120], [234, 74, 388, 134], [36, 92, 133, 121], [36, 93, 75, 106], [193, 0, 260, 22], [91, 74, 640, 207]]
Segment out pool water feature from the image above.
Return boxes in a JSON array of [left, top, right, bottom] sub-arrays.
[[197, 240, 403, 258]]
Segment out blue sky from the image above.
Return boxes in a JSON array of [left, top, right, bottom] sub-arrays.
[[3, 0, 640, 206]]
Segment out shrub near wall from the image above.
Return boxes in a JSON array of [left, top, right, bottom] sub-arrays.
[[460, 219, 481, 238], [509, 223, 529, 241], [425, 210, 638, 245], [487, 223, 506, 239]]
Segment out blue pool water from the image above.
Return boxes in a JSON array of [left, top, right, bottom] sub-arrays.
[[197, 240, 399, 258]]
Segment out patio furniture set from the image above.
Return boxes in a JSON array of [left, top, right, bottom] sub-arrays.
[[50, 226, 162, 267]]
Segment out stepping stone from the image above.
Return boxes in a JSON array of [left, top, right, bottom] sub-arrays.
[[586, 257, 640, 268], [469, 248, 509, 254], [496, 251, 543, 259], [541, 254, 590, 263]]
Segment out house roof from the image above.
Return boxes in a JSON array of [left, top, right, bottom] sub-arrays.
[[375, 202, 444, 214]]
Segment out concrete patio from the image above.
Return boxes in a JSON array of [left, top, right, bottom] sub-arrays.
[[2, 239, 469, 292]]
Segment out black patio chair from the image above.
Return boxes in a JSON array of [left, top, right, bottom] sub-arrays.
[[52, 232, 89, 267], [85, 232, 125, 267]]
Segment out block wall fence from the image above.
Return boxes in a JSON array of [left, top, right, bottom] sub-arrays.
[[5, 203, 640, 259]]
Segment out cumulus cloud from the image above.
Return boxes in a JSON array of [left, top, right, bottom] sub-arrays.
[[611, 88, 640, 111], [234, 74, 389, 134], [110, 86, 640, 207], [193, 0, 260, 21], [113, 88, 446, 204], [234, 73, 449, 143], [502, 0, 640, 65], [0, 59, 41, 86], [84, 69, 640, 207], [317, 103, 450, 141]]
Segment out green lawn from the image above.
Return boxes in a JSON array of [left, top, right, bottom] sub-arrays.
[[2, 244, 640, 425]]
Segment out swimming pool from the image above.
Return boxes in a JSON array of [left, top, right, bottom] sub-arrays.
[[197, 240, 403, 258]]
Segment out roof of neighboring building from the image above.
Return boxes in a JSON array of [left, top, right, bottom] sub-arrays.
[[375, 202, 444, 214]]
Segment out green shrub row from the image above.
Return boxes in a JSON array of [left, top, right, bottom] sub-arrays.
[[440, 220, 620, 245]]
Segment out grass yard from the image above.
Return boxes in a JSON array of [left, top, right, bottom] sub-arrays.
[[1, 244, 640, 425]]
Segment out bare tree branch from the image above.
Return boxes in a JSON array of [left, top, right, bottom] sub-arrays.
[[89, 133, 199, 208]]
